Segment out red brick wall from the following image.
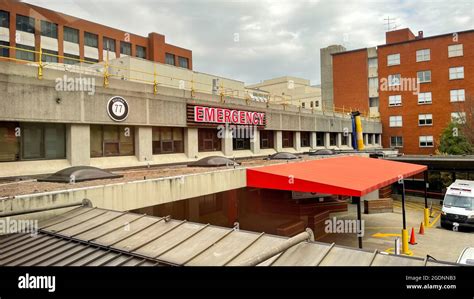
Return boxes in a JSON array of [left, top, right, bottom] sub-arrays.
[[0, 1, 193, 68], [378, 31, 474, 154], [386, 28, 417, 44], [332, 49, 369, 113]]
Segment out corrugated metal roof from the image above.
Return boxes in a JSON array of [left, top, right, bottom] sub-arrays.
[[0, 207, 456, 266]]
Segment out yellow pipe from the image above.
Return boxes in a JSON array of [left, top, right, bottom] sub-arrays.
[[424, 208, 430, 227], [354, 114, 365, 150], [401, 228, 409, 254]]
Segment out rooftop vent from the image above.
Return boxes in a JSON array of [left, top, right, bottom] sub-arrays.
[[267, 152, 301, 160], [38, 166, 123, 183], [188, 156, 240, 167], [308, 149, 336, 156]]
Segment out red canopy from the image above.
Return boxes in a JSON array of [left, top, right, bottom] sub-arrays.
[[247, 156, 427, 197]]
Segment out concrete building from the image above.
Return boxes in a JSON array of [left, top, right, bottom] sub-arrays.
[[0, 59, 382, 178], [320, 45, 346, 110], [0, 1, 192, 68], [246, 76, 322, 110], [324, 28, 474, 154]]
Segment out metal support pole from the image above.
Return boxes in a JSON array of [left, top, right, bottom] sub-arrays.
[[400, 180, 410, 254], [423, 171, 430, 226], [354, 196, 363, 249]]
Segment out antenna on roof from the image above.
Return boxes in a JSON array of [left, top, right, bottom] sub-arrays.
[[384, 16, 399, 31]]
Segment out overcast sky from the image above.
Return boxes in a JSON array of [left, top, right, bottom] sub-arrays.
[[26, 0, 474, 85]]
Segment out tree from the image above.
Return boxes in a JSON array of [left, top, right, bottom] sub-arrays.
[[438, 122, 473, 155]]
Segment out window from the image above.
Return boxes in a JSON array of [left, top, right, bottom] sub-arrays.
[[84, 57, 99, 64], [178, 56, 189, 68], [368, 57, 378, 67], [120, 41, 131, 55], [301, 102, 305, 108], [0, 41, 9, 57], [282, 131, 294, 148], [152, 127, 184, 154], [450, 89, 465, 102], [449, 67, 464, 80], [15, 44, 35, 61], [341, 134, 348, 146], [165, 53, 175, 65], [388, 95, 401, 106], [198, 128, 221, 152], [103, 37, 115, 52], [40, 20, 57, 38], [63, 27, 79, 44], [63, 53, 80, 65], [329, 133, 337, 146], [315, 101, 320, 108], [369, 97, 379, 108], [0, 122, 19, 162], [419, 136, 434, 147], [300, 132, 310, 147], [417, 70, 431, 83], [368, 77, 378, 90], [310, 101, 314, 108], [0, 10, 9, 28], [418, 92, 432, 104], [84, 32, 98, 48], [389, 116, 402, 127], [416, 49, 430, 62], [316, 132, 324, 146], [260, 130, 274, 149], [387, 53, 400, 66], [41, 49, 58, 63], [16, 15, 35, 33], [451, 112, 466, 124], [390, 136, 403, 148], [136, 45, 146, 59], [20, 123, 65, 160], [90, 125, 134, 157], [388, 74, 400, 86], [418, 114, 433, 126], [448, 44, 463, 57]]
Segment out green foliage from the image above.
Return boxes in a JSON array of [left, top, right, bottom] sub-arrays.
[[438, 122, 473, 155]]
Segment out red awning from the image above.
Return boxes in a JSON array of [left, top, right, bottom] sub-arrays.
[[247, 156, 427, 197]]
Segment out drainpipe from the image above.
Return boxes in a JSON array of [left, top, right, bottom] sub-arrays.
[[235, 229, 313, 266]]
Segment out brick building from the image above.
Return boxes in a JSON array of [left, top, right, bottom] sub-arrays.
[[325, 28, 474, 154], [0, 0, 192, 68]]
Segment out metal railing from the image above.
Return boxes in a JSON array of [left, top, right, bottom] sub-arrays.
[[0, 44, 379, 120]]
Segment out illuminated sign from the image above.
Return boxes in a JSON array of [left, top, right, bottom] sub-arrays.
[[189, 105, 265, 126]]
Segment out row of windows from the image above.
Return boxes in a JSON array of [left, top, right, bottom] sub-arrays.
[[301, 101, 320, 108], [390, 136, 434, 148], [389, 112, 466, 127], [386, 44, 464, 66], [387, 66, 464, 86], [165, 53, 189, 68], [388, 89, 465, 106], [0, 123, 378, 162]]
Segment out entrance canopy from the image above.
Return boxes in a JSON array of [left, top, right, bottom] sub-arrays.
[[247, 156, 427, 197]]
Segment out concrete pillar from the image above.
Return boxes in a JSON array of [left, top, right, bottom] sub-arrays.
[[67, 124, 91, 166], [372, 134, 376, 146], [274, 131, 283, 152], [222, 126, 233, 156], [294, 132, 301, 151], [336, 133, 342, 148], [310, 132, 317, 149], [250, 128, 260, 155], [348, 134, 353, 148], [364, 134, 369, 147], [135, 127, 153, 162], [185, 128, 199, 159], [324, 132, 330, 148]]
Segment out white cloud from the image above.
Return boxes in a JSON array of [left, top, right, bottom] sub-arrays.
[[26, 0, 474, 84]]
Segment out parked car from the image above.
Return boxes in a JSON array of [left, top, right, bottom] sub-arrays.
[[440, 180, 474, 230], [456, 247, 474, 265]]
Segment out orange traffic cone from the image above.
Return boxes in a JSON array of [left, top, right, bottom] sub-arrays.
[[409, 227, 417, 245], [419, 222, 425, 235]]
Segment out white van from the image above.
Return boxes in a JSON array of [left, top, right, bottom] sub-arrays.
[[441, 180, 474, 230]]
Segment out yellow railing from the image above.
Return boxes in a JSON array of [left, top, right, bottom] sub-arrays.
[[0, 44, 379, 120]]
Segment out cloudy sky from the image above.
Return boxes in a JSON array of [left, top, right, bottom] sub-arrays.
[[26, 0, 474, 85]]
